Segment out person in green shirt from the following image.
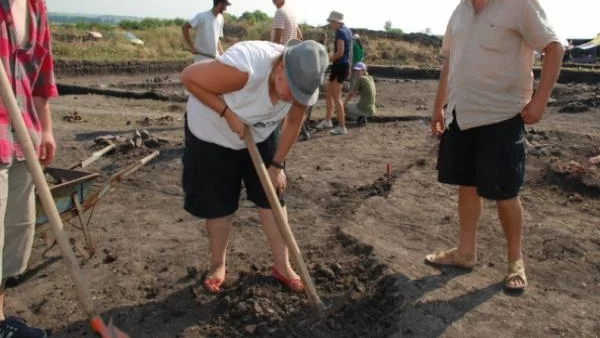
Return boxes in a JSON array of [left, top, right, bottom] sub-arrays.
[[349, 34, 365, 89], [352, 33, 365, 64], [344, 62, 376, 125]]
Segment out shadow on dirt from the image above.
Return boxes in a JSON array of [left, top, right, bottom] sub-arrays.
[[49, 269, 500, 338], [51, 229, 500, 338]]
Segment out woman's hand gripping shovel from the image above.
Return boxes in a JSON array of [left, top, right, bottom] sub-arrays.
[[242, 126, 352, 324], [0, 61, 130, 337]]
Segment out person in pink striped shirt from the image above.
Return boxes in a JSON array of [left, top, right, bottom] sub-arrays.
[[270, 0, 303, 45]]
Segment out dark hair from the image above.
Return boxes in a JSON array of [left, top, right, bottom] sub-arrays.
[[355, 38, 363, 49], [213, 0, 226, 7]]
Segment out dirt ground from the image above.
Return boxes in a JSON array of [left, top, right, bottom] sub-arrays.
[[4, 70, 600, 338]]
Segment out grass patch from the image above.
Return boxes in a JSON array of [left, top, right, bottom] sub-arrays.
[[51, 23, 442, 67], [52, 25, 190, 61]]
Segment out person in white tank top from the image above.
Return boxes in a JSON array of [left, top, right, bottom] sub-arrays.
[[180, 39, 328, 294]]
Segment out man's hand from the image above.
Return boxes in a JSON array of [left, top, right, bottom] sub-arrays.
[[430, 108, 445, 135], [521, 96, 547, 125], [268, 166, 286, 196], [39, 131, 56, 166], [224, 109, 245, 138]]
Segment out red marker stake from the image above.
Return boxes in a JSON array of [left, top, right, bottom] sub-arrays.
[[386, 163, 391, 178]]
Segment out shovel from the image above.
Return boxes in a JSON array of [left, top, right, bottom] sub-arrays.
[[243, 126, 352, 322], [0, 62, 130, 337]]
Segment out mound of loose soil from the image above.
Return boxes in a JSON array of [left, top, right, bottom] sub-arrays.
[[184, 229, 400, 338], [546, 159, 600, 197], [553, 83, 600, 113], [62, 111, 86, 123]]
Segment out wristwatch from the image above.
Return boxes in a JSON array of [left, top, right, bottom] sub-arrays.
[[270, 160, 285, 169]]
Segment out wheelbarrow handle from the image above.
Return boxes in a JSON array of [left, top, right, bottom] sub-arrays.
[[0, 60, 96, 316], [243, 126, 326, 317], [114, 150, 159, 180], [69, 143, 116, 170]]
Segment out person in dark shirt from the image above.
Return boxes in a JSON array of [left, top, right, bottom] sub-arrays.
[[317, 11, 352, 136]]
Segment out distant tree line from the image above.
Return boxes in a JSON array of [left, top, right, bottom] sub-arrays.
[[50, 11, 272, 31], [118, 18, 187, 30]]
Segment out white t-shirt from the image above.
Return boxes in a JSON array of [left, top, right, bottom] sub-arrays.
[[186, 41, 293, 150], [271, 6, 298, 45], [189, 10, 224, 62]]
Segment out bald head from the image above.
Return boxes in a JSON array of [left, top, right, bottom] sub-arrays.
[[273, 0, 285, 8]]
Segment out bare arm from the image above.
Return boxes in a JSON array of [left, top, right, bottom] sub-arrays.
[[181, 23, 196, 52], [273, 102, 305, 163], [433, 59, 449, 113], [521, 41, 564, 124], [296, 26, 303, 40], [34, 97, 51, 133], [34, 97, 55, 165], [217, 40, 224, 55], [344, 93, 354, 105], [430, 59, 449, 134], [272, 28, 283, 44], [180, 60, 248, 115], [329, 39, 345, 62], [533, 42, 564, 102]]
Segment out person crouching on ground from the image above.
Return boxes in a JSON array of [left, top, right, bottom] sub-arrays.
[[180, 40, 328, 294], [349, 34, 365, 89], [344, 62, 376, 125]]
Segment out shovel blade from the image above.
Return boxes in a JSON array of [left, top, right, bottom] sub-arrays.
[[90, 316, 131, 338], [301, 288, 354, 327]]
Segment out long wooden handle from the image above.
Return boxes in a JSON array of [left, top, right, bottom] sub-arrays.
[[69, 143, 116, 169], [243, 127, 325, 315], [0, 62, 97, 317]]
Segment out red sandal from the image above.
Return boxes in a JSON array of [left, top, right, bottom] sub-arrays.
[[272, 267, 304, 293], [203, 273, 225, 294]]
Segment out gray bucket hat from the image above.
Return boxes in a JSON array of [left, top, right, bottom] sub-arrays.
[[327, 11, 344, 23], [283, 39, 328, 106]]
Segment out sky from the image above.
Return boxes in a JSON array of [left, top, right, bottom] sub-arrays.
[[46, 0, 598, 40]]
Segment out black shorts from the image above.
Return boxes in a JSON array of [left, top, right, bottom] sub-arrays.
[[329, 62, 349, 84], [437, 112, 526, 201], [182, 120, 284, 219]]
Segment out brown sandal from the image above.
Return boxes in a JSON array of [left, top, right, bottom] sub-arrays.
[[424, 248, 477, 269], [505, 259, 527, 290]]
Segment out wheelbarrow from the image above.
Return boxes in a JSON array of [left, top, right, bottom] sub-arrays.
[[35, 143, 159, 260]]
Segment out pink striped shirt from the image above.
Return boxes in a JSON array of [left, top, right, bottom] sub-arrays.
[[271, 6, 298, 45]]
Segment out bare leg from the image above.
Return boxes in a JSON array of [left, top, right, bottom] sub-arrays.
[[497, 197, 525, 288], [325, 81, 335, 121], [258, 207, 299, 280], [205, 216, 233, 281], [425, 186, 481, 266], [331, 81, 345, 128], [457, 186, 482, 257], [0, 282, 5, 321]]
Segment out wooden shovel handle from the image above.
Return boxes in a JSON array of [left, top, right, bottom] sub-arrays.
[[0, 62, 97, 317], [243, 127, 325, 315]]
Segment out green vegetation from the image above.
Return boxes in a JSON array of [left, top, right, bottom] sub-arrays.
[[52, 25, 190, 61], [50, 13, 442, 66], [118, 18, 187, 30]]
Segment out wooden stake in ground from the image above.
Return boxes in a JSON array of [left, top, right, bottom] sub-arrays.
[[0, 60, 130, 338]]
